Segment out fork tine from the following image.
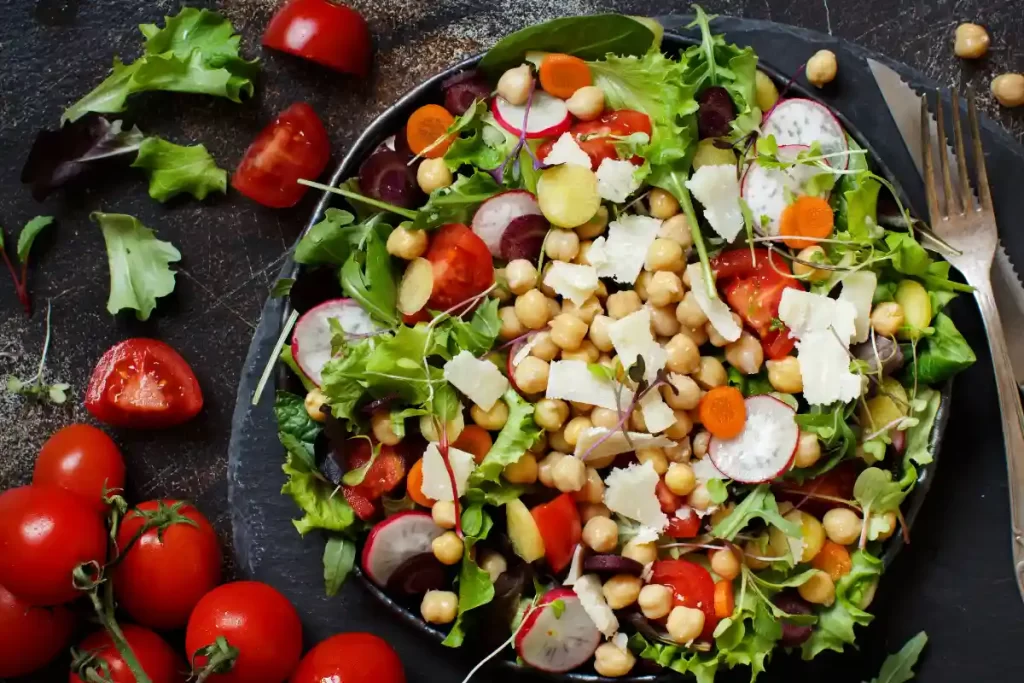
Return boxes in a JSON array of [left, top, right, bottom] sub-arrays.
[[920, 96, 941, 223], [967, 87, 994, 212], [934, 90, 959, 215], [950, 92, 973, 212]]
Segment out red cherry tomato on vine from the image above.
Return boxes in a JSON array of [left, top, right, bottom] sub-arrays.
[[424, 223, 495, 310], [289, 633, 405, 683], [650, 559, 719, 641], [70, 625, 186, 683], [0, 583, 75, 678], [33, 424, 125, 512], [262, 0, 372, 77], [0, 486, 107, 606], [113, 500, 221, 630], [186, 581, 303, 683]]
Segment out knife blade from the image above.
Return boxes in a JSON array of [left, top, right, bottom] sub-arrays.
[[867, 57, 1024, 385]]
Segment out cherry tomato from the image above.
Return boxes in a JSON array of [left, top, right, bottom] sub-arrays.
[[530, 493, 581, 574], [232, 103, 331, 208], [650, 559, 718, 641], [71, 625, 186, 683], [186, 581, 303, 683], [656, 480, 682, 514], [775, 461, 861, 516], [0, 583, 75, 678], [85, 338, 204, 429], [33, 424, 125, 512], [537, 110, 652, 169], [710, 248, 805, 360], [289, 633, 404, 683], [113, 500, 221, 630], [0, 486, 107, 606], [425, 223, 495, 310], [262, 0, 372, 77], [665, 506, 701, 539]]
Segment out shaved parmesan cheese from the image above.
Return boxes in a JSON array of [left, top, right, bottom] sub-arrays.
[[589, 215, 661, 285], [573, 574, 619, 636], [778, 288, 858, 344], [608, 308, 666, 382], [596, 158, 641, 202], [443, 350, 509, 411], [838, 271, 877, 344], [685, 164, 744, 241], [632, 526, 661, 543], [575, 427, 675, 461], [543, 262, 599, 306], [420, 444, 477, 501], [563, 544, 586, 586], [686, 263, 741, 342], [603, 460, 669, 531], [639, 391, 676, 434], [543, 132, 592, 168], [613, 632, 629, 650], [796, 330, 863, 405], [546, 360, 628, 410], [512, 334, 542, 368], [691, 456, 727, 483]]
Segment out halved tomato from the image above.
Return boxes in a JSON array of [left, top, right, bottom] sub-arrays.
[[425, 223, 494, 310], [530, 493, 581, 574], [537, 110, 652, 169], [650, 559, 718, 641], [665, 507, 701, 539], [340, 439, 406, 521]]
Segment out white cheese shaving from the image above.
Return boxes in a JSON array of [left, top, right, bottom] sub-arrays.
[[838, 271, 877, 344], [542, 132, 592, 168], [632, 525, 661, 543], [608, 308, 666, 383], [639, 391, 676, 434], [796, 330, 863, 405], [589, 215, 661, 284], [613, 632, 629, 650], [691, 456, 727, 483], [563, 544, 586, 587], [603, 460, 669, 531], [512, 334, 542, 368], [595, 158, 641, 202], [573, 574, 620, 637], [685, 263, 741, 342], [575, 427, 675, 461], [778, 288, 857, 344], [543, 261, 599, 307], [442, 350, 509, 411], [420, 444, 477, 501], [546, 360, 628, 410], [684, 164, 744, 241]]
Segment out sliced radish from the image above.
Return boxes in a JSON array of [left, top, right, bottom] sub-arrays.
[[397, 258, 433, 315], [361, 511, 445, 586], [471, 190, 544, 257], [740, 144, 830, 235], [291, 298, 383, 386], [709, 395, 799, 484], [492, 92, 572, 140], [761, 98, 849, 169], [515, 587, 601, 673]]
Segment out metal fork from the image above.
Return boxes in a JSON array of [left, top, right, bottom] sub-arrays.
[[922, 90, 1024, 601]]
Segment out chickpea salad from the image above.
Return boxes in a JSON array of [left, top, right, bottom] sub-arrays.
[[270, 7, 976, 681]]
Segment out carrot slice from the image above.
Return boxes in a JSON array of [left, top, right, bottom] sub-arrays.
[[406, 458, 436, 508], [779, 195, 835, 249], [714, 579, 735, 619], [538, 54, 592, 99], [452, 425, 493, 464], [811, 540, 852, 581], [699, 386, 747, 439], [406, 104, 456, 158]]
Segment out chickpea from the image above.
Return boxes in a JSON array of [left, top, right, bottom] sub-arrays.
[[638, 584, 674, 620], [665, 462, 697, 496], [694, 356, 728, 389], [648, 188, 681, 220], [478, 550, 508, 583], [665, 438, 693, 463], [743, 538, 770, 570], [793, 432, 822, 468], [606, 290, 643, 319], [634, 270, 653, 301], [563, 416, 593, 447], [368, 411, 401, 446], [875, 511, 898, 540], [593, 642, 635, 678], [630, 408, 648, 433], [579, 502, 612, 523], [562, 295, 603, 325], [514, 289, 552, 330], [806, 49, 838, 88], [622, 539, 658, 565], [637, 447, 668, 475], [590, 407, 619, 430], [498, 306, 525, 341], [588, 314, 616, 352], [514, 356, 550, 394], [576, 205, 609, 239], [676, 291, 709, 328], [503, 453, 539, 484], [304, 389, 328, 422], [546, 296, 563, 321], [537, 452, 565, 488], [992, 73, 1024, 108], [582, 516, 619, 552], [549, 427, 573, 453], [822, 508, 862, 546], [665, 333, 701, 375], [566, 85, 605, 121], [491, 270, 512, 302], [469, 398, 508, 430], [420, 413, 464, 443], [561, 340, 600, 363], [650, 304, 681, 338], [667, 606, 705, 644], [679, 323, 709, 347], [432, 500, 457, 529], [663, 373, 701, 411], [693, 430, 711, 459], [550, 313, 589, 351], [798, 570, 836, 606], [725, 332, 764, 375], [534, 398, 569, 431], [645, 238, 686, 273], [421, 590, 458, 624], [573, 466, 605, 504], [552, 455, 587, 492], [766, 356, 803, 393], [658, 215, 692, 250], [545, 229, 580, 262], [954, 22, 990, 59], [386, 226, 429, 260], [431, 531, 464, 565], [688, 482, 713, 511], [647, 272, 684, 308], [754, 69, 780, 112], [570, 401, 593, 416], [870, 301, 905, 337], [793, 245, 830, 282], [505, 259, 538, 295], [496, 64, 533, 105], [416, 158, 454, 194], [603, 574, 642, 609], [710, 548, 741, 581], [707, 314, 743, 348]]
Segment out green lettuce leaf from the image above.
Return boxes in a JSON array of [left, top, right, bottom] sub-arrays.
[[802, 549, 881, 659], [904, 313, 976, 384], [339, 218, 399, 326], [131, 137, 227, 201], [91, 212, 180, 320], [471, 389, 542, 484], [903, 387, 941, 466], [869, 631, 928, 683], [442, 101, 510, 172], [412, 171, 501, 231], [275, 391, 322, 471], [294, 209, 359, 265], [320, 339, 375, 424], [281, 452, 355, 536], [711, 484, 801, 540], [323, 536, 357, 597], [437, 298, 502, 356]]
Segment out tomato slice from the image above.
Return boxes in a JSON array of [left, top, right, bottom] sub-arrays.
[[262, 0, 372, 77], [665, 507, 701, 539], [232, 103, 331, 208], [530, 493, 581, 574], [425, 223, 495, 310], [537, 109, 652, 169], [774, 461, 861, 516], [650, 559, 719, 641], [85, 339, 203, 429]]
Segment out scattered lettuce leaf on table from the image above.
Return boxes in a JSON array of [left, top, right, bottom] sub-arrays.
[[91, 212, 180, 320], [131, 137, 227, 201]]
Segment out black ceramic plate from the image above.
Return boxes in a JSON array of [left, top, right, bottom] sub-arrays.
[[233, 26, 954, 683]]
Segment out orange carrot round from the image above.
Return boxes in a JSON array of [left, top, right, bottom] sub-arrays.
[[406, 458, 435, 508], [538, 54, 592, 99], [811, 540, 853, 581], [779, 195, 835, 249], [714, 579, 735, 619], [699, 386, 747, 439], [452, 425, 494, 464], [406, 104, 456, 158]]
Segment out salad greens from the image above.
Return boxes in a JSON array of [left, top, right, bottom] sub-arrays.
[[131, 137, 227, 202], [0, 216, 54, 316], [868, 631, 928, 683]]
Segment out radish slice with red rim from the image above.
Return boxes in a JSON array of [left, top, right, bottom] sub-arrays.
[[291, 298, 383, 386], [471, 190, 544, 257], [740, 144, 830, 235], [709, 395, 799, 483], [761, 98, 849, 169], [361, 511, 445, 586], [492, 92, 572, 140], [514, 588, 601, 673]]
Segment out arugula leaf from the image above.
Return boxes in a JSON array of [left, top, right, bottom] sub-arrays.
[[903, 387, 941, 466], [16, 216, 55, 263], [471, 388, 542, 484], [412, 171, 501, 231], [91, 212, 180, 320], [294, 209, 360, 265], [706, 477, 729, 504], [904, 313, 976, 384], [320, 339, 374, 424], [442, 504, 496, 647], [442, 101, 510, 172], [885, 233, 932, 277], [794, 402, 857, 464], [339, 219, 399, 326], [323, 536, 357, 597], [130, 137, 227, 201], [275, 391, 322, 471], [869, 632, 928, 683], [711, 484, 801, 540], [281, 452, 355, 536], [802, 549, 881, 659], [438, 298, 502, 356]]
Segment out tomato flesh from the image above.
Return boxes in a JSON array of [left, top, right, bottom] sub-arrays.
[[651, 559, 719, 641], [665, 507, 702, 539], [425, 223, 495, 310], [232, 102, 331, 208], [775, 461, 861, 516], [0, 583, 75, 678], [262, 0, 372, 77], [289, 633, 405, 683], [537, 109, 651, 169], [33, 424, 125, 512], [71, 625, 186, 683], [85, 338, 203, 429], [530, 493, 581, 574]]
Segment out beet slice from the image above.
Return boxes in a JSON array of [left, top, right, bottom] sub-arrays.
[[358, 151, 422, 209], [773, 591, 814, 646], [500, 214, 550, 261], [385, 552, 447, 595], [445, 76, 493, 116], [697, 86, 736, 139], [582, 554, 644, 577]]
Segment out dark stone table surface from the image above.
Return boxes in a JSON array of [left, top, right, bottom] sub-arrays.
[[1, 0, 1021, 681]]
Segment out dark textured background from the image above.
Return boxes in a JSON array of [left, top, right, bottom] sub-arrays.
[[1, 0, 1023, 681]]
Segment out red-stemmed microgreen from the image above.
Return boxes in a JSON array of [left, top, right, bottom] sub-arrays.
[[0, 215, 54, 316]]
